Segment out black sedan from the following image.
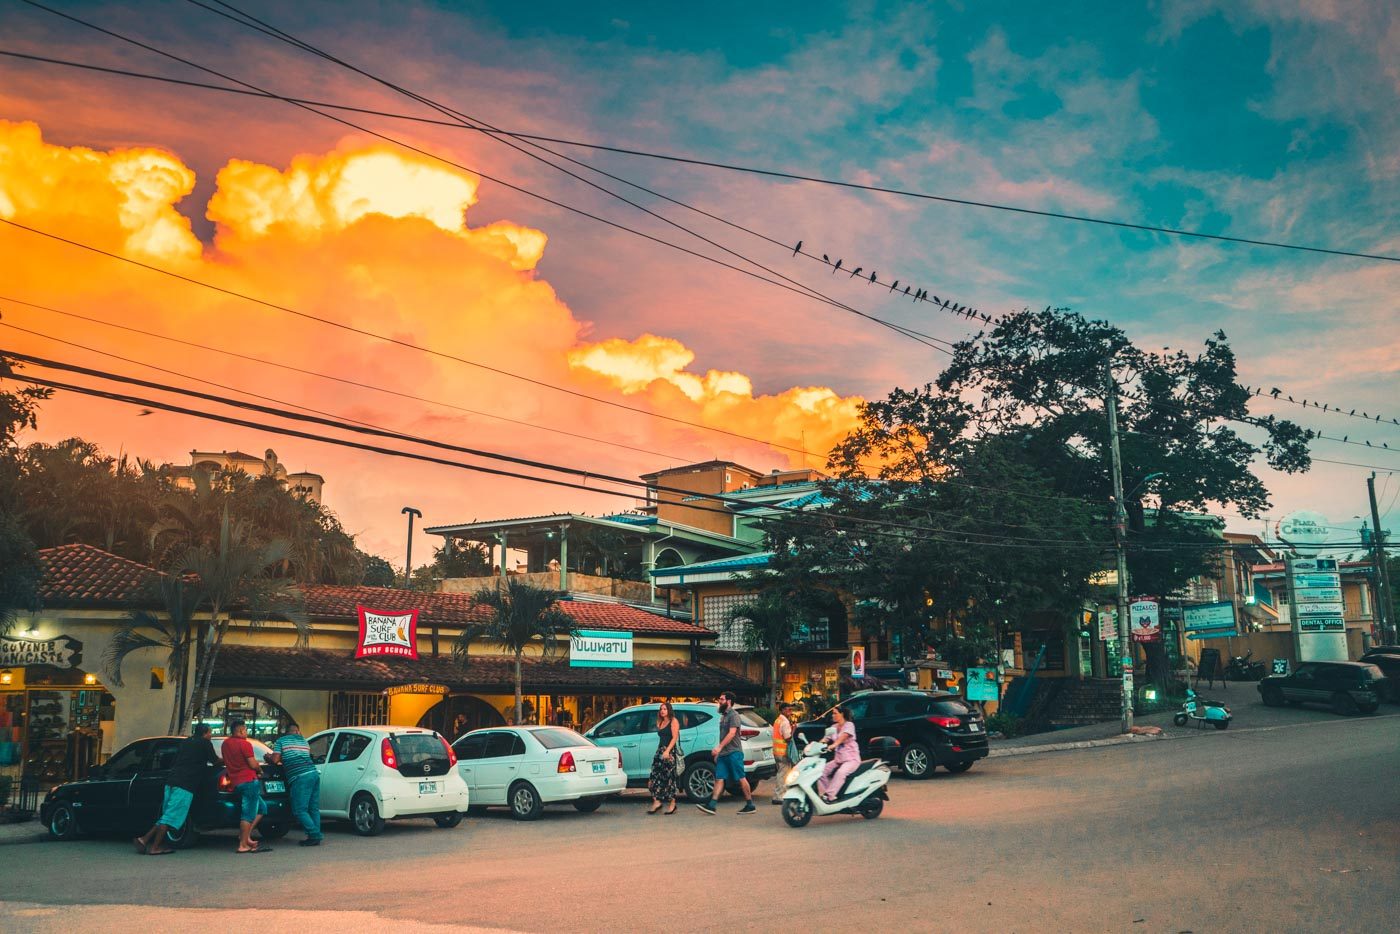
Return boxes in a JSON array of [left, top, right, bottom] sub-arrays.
[[41, 735, 292, 847], [1257, 661, 1388, 715]]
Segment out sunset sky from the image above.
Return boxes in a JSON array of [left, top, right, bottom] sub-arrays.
[[1, 1, 1397, 563]]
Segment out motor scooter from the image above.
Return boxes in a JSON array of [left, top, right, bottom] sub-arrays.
[[780, 738, 891, 828], [1173, 688, 1231, 730]]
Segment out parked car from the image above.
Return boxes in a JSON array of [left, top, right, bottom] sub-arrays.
[[585, 703, 776, 803], [1257, 661, 1388, 715], [41, 735, 292, 846], [1356, 652, 1400, 703], [451, 726, 623, 820], [795, 689, 988, 779], [305, 725, 470, 835]]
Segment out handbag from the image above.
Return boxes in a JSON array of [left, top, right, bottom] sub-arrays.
[[671, 739, 685, 777]]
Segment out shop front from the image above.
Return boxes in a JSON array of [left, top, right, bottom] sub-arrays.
[[0, 635, 113, 791]]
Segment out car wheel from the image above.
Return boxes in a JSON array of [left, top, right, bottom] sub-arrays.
[[434, 814, 464, 828], [1330, 692, 1358, 716], [47, 803, 80, 841], [509, 782, 543, 821], [1359, 702, 1380, 715], [1173, 713, 1189, 726], [781, 797, 812, 828], [466, 805, 487, 816], [859, 797, 884, 820], [1260, 687, 1283, 707], [900, 742, 934, 780], [682, 761, 715, 803], [572, 797, 603, 813], [165, 819, 199, 849], [350, 793, 385, 836], [944, 760, 973, 774], [257, 822, 289, 841]]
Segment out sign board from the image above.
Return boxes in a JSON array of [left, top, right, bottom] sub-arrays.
[[1288, 554, 1349, 662], [1275, 511, 1332, 550], [0, 634, 83, 669], [1196, 647, 1223, 681], [355, 607, 419, 659], [851, 648, 866, 678], [569, 630, 633, 668], [1183, 602, 1236, 634], [965, 667, 998, 702], [1098, 610, 1117, 641], [1000, 648, 1016, 669], [1129, 599, 1161, 643], [1271, 658, 1290, 676], [1298, 617, 1345, 633], [936, 668, 953, 680]]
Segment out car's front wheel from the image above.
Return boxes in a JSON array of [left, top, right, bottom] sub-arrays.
[[350, 793, 385, 836], [1331, 692, 1358, 716], [1260, 686, 1283, 707], [434, 813, 464, 828], [682, 761, 716, 803], [572, 797, 603, 813], [47, 803, 80, 841], [165, 819, 198, 849], [900, 742, 934, 780]]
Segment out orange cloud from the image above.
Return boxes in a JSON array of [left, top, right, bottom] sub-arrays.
[[0, 120, 865, 556]]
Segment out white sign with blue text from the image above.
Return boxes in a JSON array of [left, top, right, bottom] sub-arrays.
[[570, 630, 634, 668]]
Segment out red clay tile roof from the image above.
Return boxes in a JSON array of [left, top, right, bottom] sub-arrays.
[[37, 544, 165, 608], [212, 645, 759, 695]]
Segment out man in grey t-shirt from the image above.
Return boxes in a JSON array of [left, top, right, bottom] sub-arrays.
[[696, 691, 755, 815]]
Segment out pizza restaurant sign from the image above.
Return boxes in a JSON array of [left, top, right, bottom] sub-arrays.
[[355, 606, 420, 659], [0, 634, 83, 669]]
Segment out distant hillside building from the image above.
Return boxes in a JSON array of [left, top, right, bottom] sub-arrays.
[[173, 448, 324, 503]]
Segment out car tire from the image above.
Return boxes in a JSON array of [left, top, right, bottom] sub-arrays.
[[509, 782, 543, 821], [682, 761, 716, 803], [572, 797, 603, 813], [257, 822, 289, 841], [46, 803, 80, 841], [944, 760, 973, 774], [350, 793, 385, 836], [434, 814, 464, 828], [859, 797, 884, 820], [900, 742, 934, 780], [1260, 687, 1283, 707], [166, 819, 199, 849], [1330, 692, 1358, 716], [781, 797, 812, 828], [1359, 702, 1380, 715]]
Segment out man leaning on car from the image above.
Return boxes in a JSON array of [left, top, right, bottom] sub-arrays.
[[133, 722, 220, 856], [267, 721, 323, 847], [224, 718, 271, 854]]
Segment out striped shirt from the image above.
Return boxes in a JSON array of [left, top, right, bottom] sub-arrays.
[[272, 733, 317, 779]]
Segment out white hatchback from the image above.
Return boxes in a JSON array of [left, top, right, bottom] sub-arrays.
[[306, 725, 471, 835], [451, 726, 624, 820]]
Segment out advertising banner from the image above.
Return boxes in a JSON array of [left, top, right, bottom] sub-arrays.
[[0, 634, 83, 669], [355, 607, 420, 659], [1098, 610, 1118, 641], [1129, 599, 1161, 642], [1183, 602, 1236, 636], [851, 647, 866, 679], [965, 667, 999, 702], [569, 630, 633, 668]]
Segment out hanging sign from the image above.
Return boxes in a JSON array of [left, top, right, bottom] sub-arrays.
[[965, 667, 999, 702], [0, 634, 83, 669], [851, 647, 866, 679], [1129, 599, 1161, 643], [1098, 610, 1118, 641], [570, 630, 633, 668], [355, 606, 420, 659], [1183, 602, 1237, 636]]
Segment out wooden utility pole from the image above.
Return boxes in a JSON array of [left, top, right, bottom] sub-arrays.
[[1105, 361, 1133, 733], [1367, 474, 1395, 642]]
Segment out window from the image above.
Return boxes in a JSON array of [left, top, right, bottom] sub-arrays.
[[841, 697, 871, 720], [484, 732, 524, 758], [593, 710, 650, 738], [453, 734, 488, 760], [531, 728, 589, 749], [890, 696, 926, 717], [677, 710, 712, 730], [930, 699, 971, 717], [701, 594, 752, 651], [307, 734, 332, 765], [331, 692, 389, 727], [330, 732, 371, 763], [150, 740, 183, 772], [392, 733, 451, 769], [738, 709, 770, 728], [104, 742, 147, 777]]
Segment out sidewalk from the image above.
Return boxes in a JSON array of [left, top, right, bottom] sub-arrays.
[[989, 709, 1180, 757], [0, 818, 46, 846]]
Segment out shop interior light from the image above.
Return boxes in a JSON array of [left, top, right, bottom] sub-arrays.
[[0, 670, 11, 684], [1144, 687, 1159, 701], [83, 673, 97, 685]]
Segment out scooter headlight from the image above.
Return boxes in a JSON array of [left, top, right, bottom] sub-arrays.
[[785, 768, 801, 786]]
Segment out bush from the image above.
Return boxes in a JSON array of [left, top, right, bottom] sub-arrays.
[[985, 712, 1025, 738]]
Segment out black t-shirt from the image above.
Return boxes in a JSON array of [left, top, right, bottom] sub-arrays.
[[168, 736, 220, 792]]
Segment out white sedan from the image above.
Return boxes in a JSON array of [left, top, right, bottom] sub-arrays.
[[451, 726, 623, 820]]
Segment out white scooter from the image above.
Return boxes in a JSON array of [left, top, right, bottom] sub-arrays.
[[780, 739, 892, 828]]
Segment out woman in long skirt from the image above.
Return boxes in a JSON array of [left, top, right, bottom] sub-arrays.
[[647, 701, 681, 814]]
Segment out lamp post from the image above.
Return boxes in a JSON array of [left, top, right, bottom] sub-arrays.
[[401, 506, 422, 589]]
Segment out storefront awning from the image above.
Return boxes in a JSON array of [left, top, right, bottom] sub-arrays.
[[212, 645, 762, 696]]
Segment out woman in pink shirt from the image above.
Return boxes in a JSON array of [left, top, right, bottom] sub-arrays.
[[817, 705, 860, 803]]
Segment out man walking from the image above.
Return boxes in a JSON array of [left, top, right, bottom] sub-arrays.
[[223, 718, 271, 853], [269, 722, 322, 847], [697, 692, 755, 815], [769, 702, 797, 805], [134, 722, 219, 856]]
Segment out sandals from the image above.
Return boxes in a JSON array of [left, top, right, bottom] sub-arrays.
[[237, 845, 273, 854]]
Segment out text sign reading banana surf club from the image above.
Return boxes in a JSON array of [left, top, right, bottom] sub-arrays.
[[355, 606, 421, 659]]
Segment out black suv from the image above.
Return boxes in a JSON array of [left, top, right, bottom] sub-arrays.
[[795, 689, 988, 779], [1357, 651, 1400, 703], [1257, 661, 1388, 715]]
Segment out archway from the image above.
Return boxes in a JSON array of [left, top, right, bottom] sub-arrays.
[[417, 694, 507, 740], [196, 693, 294, 741], [654, 547, 684, 570]]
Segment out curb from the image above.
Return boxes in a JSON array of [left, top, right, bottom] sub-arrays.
[[988, 732, 1172, 758]]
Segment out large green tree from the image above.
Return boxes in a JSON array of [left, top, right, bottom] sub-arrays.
[[724, 589, 804, 708], [0, 354, 49, 634]]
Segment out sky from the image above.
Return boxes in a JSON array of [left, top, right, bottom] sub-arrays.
[[0, 0, 1397, 565]]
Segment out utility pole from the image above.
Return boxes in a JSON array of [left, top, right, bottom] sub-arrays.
[[401, 506, 422, 589], [1367, 474, 1395, 642], [1105, 361, 1133, 733]]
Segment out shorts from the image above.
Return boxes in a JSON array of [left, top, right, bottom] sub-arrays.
[[235, 780, 268, 823], [714, 750, 746, 783], [158, 785, 194, 828]]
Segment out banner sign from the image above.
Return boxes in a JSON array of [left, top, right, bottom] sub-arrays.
[[1183, 602, 1236, 635], [851, 647, 866, 678], [355, 606, 420, 659], [0, 634, 83, 669], [1098, 610, 1118, 641], [1129, 599, 1161, 642], [570, 630, 633, 668], [965, 667, 999, 702]]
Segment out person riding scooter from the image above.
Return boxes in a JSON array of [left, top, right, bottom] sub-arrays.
[[818, 705, 860, 803]]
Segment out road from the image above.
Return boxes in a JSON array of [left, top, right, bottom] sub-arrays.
[[2, 702, 1396, 933]]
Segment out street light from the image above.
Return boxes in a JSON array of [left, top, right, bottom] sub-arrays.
[[401, 506, 422, 589]]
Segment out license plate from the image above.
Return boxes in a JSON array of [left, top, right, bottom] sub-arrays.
[[419, 781, 438, 794], [264, 781, 285, 793], [969, 723, 981, 732], [591, 761, 606, 773]]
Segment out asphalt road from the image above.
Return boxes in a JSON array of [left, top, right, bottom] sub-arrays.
[[2, 702, 1396, 933]]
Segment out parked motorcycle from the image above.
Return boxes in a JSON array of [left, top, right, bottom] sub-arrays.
[[780, 738, 892, 828], [1174, 689, 1231, 730], [1226, 650, 1266, 682]]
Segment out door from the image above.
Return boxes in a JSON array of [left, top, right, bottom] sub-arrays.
[[130, 739, 183, 829], [676, 708, 713, 762], [319, 731, 372, 817], [590, 710, 653, 778], [74, 740, 148, 831], [475, 732, 527, 805], [1287, 665, 1324, 704], [451, 733, 489, 800]]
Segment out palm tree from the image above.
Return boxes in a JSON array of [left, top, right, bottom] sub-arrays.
[[180, 510, 307, 727], [725, 590, 802, 709], [455, 580, 572, 725], [103, 574, 200, 733]]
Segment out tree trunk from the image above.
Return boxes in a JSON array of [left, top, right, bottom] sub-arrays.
[[769, 647, 779, 709], [514, 651, 523, 725], [183, 614, 226, 727]]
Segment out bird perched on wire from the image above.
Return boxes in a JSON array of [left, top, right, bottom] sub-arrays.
[[793, 240, 802, 256], [832, 259, 843, 274], [849, 266, 863, 278], [869, 271, 877, 285]]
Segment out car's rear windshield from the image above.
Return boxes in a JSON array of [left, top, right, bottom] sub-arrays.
[[930, 699, 971, 717], [531, 728, 590, 749], [392, 733, 448, 765], [215, 738, 273, 758], [738, 709, 769, 728]]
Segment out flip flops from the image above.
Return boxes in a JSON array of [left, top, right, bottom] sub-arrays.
[[236, 845, 272, 854], [132, 837, 147, 854]]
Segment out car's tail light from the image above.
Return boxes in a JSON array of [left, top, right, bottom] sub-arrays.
[[558, 750, 576, 773], [217, 773, 232, 792], [441, 736, 456, 767], [616, 748, 624, 770], [927, 716, 961, 728], [740, 728, 760, 739], [381, 737, 397, 769]]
